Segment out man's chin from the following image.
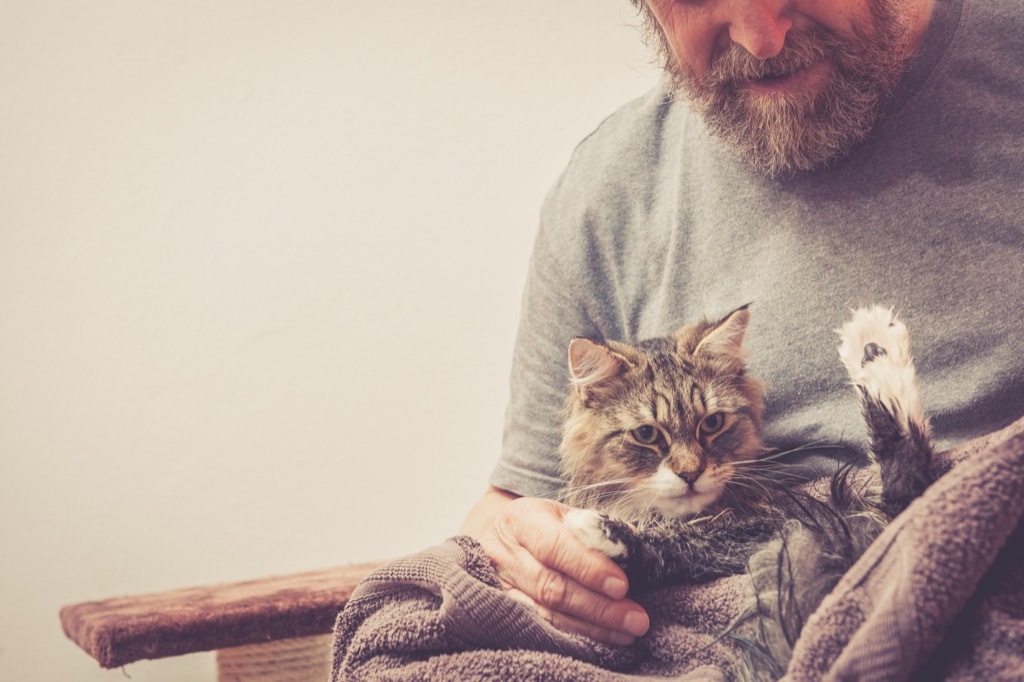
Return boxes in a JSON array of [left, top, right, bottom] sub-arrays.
[[702, 109, 871, 178], [688, 75, 882, 178]]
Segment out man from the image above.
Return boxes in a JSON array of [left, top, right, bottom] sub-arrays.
[[461, 0, 1024, 648]]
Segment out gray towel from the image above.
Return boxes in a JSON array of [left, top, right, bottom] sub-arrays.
[[332, 417, 1024, 681]]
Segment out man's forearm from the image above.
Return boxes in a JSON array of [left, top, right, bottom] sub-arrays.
[[460, 485, 520, 538]]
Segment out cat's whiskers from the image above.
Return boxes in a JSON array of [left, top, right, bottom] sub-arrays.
[[559, 475, 654, 512], [731, 441, 850, 467], [722, 477, 772, 500], [558, 477, 637, 498], [608, 485, 655, 513], [613, 493, 663, 530], [730, 465, 813, 487], [571, 479, 665, 528], [722, 473, 780, 505]]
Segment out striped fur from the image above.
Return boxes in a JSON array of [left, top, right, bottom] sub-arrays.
[[561, 306, 936, 679]]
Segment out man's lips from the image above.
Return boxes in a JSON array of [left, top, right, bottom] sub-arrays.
[[742, 60, 830, 95]]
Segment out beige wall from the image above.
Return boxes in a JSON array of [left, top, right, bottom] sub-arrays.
[[0, 1, 657, 679]]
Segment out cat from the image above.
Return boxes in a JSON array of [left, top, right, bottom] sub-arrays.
[[559, 305, 936, 677]]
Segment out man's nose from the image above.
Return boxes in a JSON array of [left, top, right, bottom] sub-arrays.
[[726, 0, 793, 60]]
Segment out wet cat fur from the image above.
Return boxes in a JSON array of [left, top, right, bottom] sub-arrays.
[[559, 306, 936, 679]]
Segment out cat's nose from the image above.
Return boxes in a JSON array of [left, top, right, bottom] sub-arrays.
[[678, 469, 704, 485]]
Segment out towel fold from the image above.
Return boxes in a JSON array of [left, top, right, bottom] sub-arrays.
[[333, 416, 1024, 681]]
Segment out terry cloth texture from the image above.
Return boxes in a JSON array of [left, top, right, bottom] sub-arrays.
[[333, 416, 1024, 681]]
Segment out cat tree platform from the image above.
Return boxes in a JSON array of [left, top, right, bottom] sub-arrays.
[[60, 561, 382, 679]]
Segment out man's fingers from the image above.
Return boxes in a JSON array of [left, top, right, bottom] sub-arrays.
[[505, 587, 640, 647], [487, 497, 649, 641], [507, 498, 628, 599], [543, 602, 643, 647], [533, 568, 649, 641]]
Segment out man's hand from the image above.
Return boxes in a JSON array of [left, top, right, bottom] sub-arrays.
[[461, 486, 650, 646]]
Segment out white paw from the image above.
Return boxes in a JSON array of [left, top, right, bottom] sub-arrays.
[[837, 306, 926, 432], [564, 509, 627, 560]]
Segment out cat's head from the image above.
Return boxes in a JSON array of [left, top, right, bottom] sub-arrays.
[[560, 306, 766, 521]]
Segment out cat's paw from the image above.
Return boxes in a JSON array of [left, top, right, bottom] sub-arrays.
[[564, 509, 629, 561], [837, 306, 925, 435]]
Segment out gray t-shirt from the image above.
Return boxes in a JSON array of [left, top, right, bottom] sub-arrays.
[[492, 0, 1024, 499]]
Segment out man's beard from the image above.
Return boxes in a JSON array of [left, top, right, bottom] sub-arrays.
[[657, 3, 914, 177]]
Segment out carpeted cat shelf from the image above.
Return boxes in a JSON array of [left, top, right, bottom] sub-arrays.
[[60, 562, 381, 681]]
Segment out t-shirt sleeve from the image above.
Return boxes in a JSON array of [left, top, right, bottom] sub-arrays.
[[489, 217, 601, 500], [488, 87, 665, 499]]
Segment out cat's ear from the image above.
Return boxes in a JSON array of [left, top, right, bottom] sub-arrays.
[[693, 305, 751, 365], [568, 338, 630, 400]]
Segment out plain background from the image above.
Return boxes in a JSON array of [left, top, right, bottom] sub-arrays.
[[0, 1, 659, 679]]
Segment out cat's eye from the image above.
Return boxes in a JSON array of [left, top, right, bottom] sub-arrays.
[[630, 424, 661, 445], [699, 412, 727, 436]]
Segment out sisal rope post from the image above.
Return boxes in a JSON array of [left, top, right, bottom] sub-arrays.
[[216, 634, 332, 682]]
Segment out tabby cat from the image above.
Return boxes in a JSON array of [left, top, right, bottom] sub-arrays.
[[560, 305, 936, 677]]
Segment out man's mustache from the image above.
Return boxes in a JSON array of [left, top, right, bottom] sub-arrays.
[[699, 29, 836, 88]]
